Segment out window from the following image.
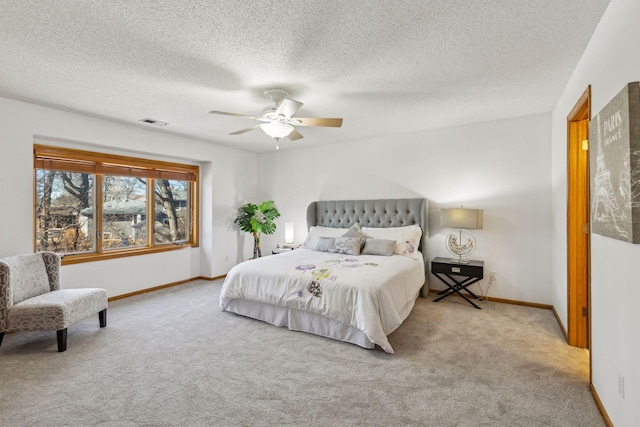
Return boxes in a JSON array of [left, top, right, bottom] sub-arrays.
[[35, 170, 95, 254], [153, 179, 191, 245], [34, 145, 199, 264], [101, 176, 147, 250]]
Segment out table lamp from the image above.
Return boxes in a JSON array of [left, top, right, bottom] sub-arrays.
[[284, 221, 295, 244], [440, 207, 483, 263]]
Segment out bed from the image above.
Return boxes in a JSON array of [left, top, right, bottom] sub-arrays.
[[220, 198, 429, 353]]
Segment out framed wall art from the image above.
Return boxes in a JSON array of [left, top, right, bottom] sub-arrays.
[[590, 81, 640, 243]]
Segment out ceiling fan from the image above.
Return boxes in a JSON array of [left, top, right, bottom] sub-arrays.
[[209, 89, 343, 149]]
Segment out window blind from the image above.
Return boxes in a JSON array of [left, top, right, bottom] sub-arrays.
[[34, 145, 198, 181]]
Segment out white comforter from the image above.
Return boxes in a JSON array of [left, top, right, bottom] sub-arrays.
[[220, 249, 425, 353]]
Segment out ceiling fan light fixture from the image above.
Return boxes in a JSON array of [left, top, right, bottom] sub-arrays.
[[260, 122, 294, 139]]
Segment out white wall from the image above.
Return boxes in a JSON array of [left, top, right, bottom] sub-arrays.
[[258, 113, 553, 304], [551, 0, 639, 424], [0, 96, 258, 297]]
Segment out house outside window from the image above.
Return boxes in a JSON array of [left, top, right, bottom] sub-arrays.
[[34, 145, 199, 264]]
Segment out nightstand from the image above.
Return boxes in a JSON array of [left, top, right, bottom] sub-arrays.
[[272, 243, 301, 255], [431, 257, 484, 309]]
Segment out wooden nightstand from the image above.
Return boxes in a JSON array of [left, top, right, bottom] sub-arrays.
[[431, 257, 484, 309]]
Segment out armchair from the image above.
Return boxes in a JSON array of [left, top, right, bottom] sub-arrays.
[[0, 252, 107, 352]]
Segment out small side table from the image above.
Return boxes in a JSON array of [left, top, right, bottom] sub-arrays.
[[272, 247, 294, 254], [272, 243, 301, 255], [431, 257, 484, 309]]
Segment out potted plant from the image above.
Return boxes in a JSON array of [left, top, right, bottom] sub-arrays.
[[234, 201, 281, 258]]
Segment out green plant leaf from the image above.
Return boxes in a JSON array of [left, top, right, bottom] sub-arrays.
[[234, 200, 281, 235]]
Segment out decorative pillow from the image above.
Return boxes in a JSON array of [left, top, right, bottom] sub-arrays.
[[342, 223, 367, 239], [341, 223, 368, 249], [312, 237, 336, 252], [362, 238, 396, 256], [330, 236, 363, 255], [301, 226, 349, 249], [361, 225, 422, 259]]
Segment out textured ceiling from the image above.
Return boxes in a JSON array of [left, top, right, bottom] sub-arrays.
[[0, 1, 610, 153]]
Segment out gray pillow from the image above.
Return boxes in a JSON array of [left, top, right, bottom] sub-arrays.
[[343, 223, 367, 239], [330, 236, 363, 255], [362, 238, 396, 256], [313, 237, 336, 252]]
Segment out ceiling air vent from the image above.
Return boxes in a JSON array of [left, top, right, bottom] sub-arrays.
[[138, 118, 169, 126]]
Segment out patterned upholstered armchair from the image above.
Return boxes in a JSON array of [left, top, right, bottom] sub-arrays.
[[0, 252, 107, 352]]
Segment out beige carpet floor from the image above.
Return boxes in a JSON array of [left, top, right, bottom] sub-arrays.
[[0, 279, 603, 426]]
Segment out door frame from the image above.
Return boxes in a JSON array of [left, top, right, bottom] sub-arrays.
[[566, 86, 591, 350]]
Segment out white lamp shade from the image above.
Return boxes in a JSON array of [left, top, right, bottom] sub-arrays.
[[261, 122, 294, 139], [440, 208, 483, 230], [284, 221, 294, 243]]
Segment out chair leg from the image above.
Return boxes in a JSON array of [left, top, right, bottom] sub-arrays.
[[57, 328, 67, 352], [99, 309, 107, 327], [0, 332, 4, 348]]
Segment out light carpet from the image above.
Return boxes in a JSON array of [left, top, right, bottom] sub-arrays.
[[0, 279, 604, 426]]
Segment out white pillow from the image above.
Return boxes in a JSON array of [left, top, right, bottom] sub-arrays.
[[301, 226, 350, 249], [361, 225, 422, 259]]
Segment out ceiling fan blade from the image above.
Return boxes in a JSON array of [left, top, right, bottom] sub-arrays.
[[294, 117, 343, 127], [275, 98, 303, 119], [229, 124, 262, 135], [288, 129, 304, 141], [209, 110, 262, 121]]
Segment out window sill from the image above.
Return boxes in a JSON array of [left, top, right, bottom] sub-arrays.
[[60, 243, 198, 265]]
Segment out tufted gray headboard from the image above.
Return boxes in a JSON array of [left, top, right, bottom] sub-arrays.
[[306, 198, 429, 294]]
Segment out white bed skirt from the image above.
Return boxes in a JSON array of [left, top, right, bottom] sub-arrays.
[[224, 292, 419, 350], [225, 299, 375, 348]]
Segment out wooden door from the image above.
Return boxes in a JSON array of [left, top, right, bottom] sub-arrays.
[[567, 86, 590, 349]]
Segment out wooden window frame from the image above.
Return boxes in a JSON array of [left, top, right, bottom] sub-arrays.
[[34, 144, 199, 265]]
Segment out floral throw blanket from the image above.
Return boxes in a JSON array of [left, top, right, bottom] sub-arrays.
[[220, 248, 425, 353]]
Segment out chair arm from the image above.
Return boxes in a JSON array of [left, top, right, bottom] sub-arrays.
[[0, 261, 10, 331]]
